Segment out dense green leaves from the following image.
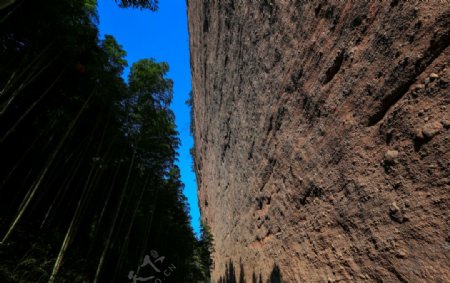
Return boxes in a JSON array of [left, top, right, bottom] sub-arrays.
[[129, 59, 173, 109], [101, 35, 128, 75], [0, 0, 211, 282], [116, 0, 159, 10]]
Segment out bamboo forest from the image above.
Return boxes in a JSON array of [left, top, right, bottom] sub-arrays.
[[0, 0, 212, 282]]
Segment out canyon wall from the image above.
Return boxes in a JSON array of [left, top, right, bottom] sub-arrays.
[[188, 1, 450, 282]]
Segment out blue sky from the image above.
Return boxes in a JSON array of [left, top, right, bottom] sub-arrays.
[[97, 0, 200, 235]]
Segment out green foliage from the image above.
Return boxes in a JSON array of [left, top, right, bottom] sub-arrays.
[[199, 222, 214, 272], [186, 90, 199, 173], [129, 58, 173, 109], [0, 0, 206, 282], [100, 34, 128, 75], [116, 0, 159, 10], [186, 222, 214, 283], [186, 90, 195, 135]]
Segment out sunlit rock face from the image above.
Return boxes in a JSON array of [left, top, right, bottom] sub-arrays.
[[188, 1, 450, 282]]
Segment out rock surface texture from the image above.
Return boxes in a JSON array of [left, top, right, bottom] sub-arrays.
[[188, 1, 450, 282]]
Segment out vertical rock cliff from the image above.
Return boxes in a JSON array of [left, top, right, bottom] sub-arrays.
[[188, 1, 450, 282]]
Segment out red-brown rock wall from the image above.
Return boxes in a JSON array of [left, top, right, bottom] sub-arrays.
[[188, 1, 450, 282]]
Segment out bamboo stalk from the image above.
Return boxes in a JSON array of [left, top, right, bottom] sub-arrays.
[[0, 90, 94, 244]]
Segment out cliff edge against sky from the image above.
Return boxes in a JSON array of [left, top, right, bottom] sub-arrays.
[[188, 1, 450, 282]]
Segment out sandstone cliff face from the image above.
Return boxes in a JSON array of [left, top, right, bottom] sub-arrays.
[[188, 1, 450, 282]]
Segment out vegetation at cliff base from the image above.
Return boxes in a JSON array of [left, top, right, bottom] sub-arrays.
[[0, 0, 211, 282]]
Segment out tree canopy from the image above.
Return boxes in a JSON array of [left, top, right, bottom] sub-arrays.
[[0, 0, 212, 282], [116, 0, 159, 10]]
